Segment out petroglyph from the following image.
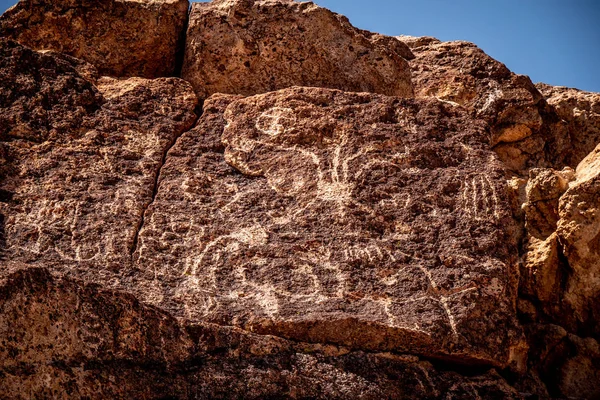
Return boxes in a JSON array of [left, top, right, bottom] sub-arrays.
[[255, 107, 297, 137], [134, 88, 522, 364], [461, 175, 501, 220]]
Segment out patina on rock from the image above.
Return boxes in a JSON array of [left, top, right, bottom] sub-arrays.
[[2, 0, 600, 397], [134, 87, 525, 368], [182, 0, 414, 99], [0, 38, 529, 399], [0, 0, 190, 78], [0, 37, 198, 280], [0, 267, 524, 399]]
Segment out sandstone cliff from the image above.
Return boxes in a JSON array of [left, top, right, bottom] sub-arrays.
[[1, 1, 599, 399]]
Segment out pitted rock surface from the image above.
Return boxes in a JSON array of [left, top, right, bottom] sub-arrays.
[[181, 0, 414, 99], [135, 87, 524, 367], [0, 267, 524, 399], [396, 37, 554, 171], [537, 83, 600, 168], [0, 41, 529, 398], [0, 0, 190, 78], [2, 1, 600, 398], [556, 145, 600, 337], [0, 39, 198, 279]]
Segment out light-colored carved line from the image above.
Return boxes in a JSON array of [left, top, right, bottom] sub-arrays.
[[418, 365, 440, 397], [354, 159, 402, 180], [54, 245, 99, 263], [255, 107, 296, 137], [382, 298, 430, 335], [343, 145, 378, 182], [471, 178, 479, 217], [220, 190, 251, 212], [439, 297, 458, 337], [186, 235, 231, 277], [484, 175, 501, 220]]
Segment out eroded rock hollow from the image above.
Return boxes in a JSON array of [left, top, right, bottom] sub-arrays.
[[0, 0, 599, 399]]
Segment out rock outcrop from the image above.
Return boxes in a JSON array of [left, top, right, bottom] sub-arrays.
[[182, 0, 414, 99], [537, 83, 600, 167], [396, 37, 571, 173], [1, 267, 526, 399], [1, 0, 600, 398], [0, 0, 190, 78], [135, 87, 523, 368]]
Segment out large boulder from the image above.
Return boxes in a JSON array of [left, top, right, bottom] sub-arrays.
[[556, 144, 600, 336], [0, 38, 532, 398], [134, 87, 525, 368], [181, 0, 414, 99], [0, 0, 190, 78], [0, 267, 523, 399]]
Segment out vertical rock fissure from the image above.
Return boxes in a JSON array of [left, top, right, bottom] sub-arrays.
[[173, 2, 192, 78], [130, 109, 202, 258]]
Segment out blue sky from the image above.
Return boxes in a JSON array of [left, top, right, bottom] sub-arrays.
[[1, 0, 598, 92]]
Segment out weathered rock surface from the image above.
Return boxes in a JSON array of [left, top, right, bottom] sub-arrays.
[[181, 0, 414, 99], [537, 83, 600, 167], [515, 138, 600, 400], [0, 0, 190, 78], [2, 1, 600, 398], [133, 87, 524, 368], [0, 37, 198, 282], [556, 145, 600, 336], [0, 267, 524, 399], [525, 324, 600, 399], [396, 37, 565, 172]]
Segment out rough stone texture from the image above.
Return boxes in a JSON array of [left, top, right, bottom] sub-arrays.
[[396, 37, 563, 172], [515, 146, 600, 400], [517, 146, 600, 339], [0, 38, 534, 399], [556, 144, 600, 337], [134, 87, 525, 368], [0, 37, 198, 284], [0, 0, 190, 78], [537, 83, 600, 168], [0, 267, 525, 399], [181, 0, 414, 99], [525, 324, 600, 400], [518, 168, 574, 328], [2, 1, 600, 397]]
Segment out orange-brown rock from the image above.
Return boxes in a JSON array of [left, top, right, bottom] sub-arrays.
[[0, 0, 190, 78], [0, 267, 524, 399], [396, 37, 554, 172], [526, 324, 600, 399], [2, 0, 600, 397], [0, 37, 198, 279], [537, 83, 600, 167], [181, 0, 414, 99], [556, 144, 600, 336]]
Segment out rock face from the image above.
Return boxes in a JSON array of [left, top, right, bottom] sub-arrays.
[[557, 145, 600, 336], [537, 83, 600, 167], [135, 87, 523, 367], [397, 37, 566, 172], [2, 0, 600, 398], [181, 0, 414, 99], [0, 0, 190, 78], [1, 267, 525, 399], [0, 37, 198, 281]]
